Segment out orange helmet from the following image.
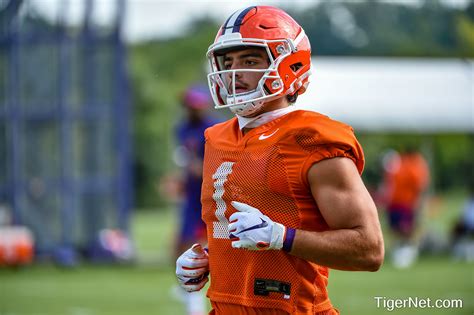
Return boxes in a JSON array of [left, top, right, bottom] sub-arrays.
[[207, 6, 312, 116]]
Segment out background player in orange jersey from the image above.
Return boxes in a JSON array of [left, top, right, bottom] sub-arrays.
[[380, 147, 430, 268], [176, 6, 384, 315]]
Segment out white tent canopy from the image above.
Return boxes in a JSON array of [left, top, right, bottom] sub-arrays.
[[297, 57, 474, 132]]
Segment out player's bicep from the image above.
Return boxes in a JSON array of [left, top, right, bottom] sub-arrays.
[[307, 157, 378, 230]]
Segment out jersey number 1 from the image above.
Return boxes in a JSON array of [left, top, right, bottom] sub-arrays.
[[212, 162, 234, 239]]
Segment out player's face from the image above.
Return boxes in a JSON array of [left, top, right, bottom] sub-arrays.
[[223, 48, 270, 94]]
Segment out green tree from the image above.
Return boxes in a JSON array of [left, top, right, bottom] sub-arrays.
[[130, 19, 218, 207]]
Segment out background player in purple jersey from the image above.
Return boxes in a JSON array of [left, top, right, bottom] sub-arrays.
[[174, 84, 217, 255], [173, 83, 218, 315]]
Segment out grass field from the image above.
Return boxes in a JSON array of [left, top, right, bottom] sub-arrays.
[[1, 192, 473, 315]]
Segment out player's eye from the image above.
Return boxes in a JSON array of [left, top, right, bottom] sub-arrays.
[[245, 60, 258, 66]]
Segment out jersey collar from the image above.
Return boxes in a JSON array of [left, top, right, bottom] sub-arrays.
[[236, 106, 297, 130]]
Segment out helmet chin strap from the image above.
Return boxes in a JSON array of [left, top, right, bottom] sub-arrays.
[[229, 99, 265, 116], [226, 89, 266, 116]]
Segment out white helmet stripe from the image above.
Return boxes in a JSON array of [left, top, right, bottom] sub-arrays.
[[222, 6, 255, 35], [293, 28, 306, 47], [222, 8, 246, 35]]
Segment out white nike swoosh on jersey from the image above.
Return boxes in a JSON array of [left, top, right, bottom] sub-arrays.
[[258, 128, 280, 140]]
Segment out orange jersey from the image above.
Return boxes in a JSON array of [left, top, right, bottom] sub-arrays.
[[201, 110, 364, 314], [385, 153, 429, 209]]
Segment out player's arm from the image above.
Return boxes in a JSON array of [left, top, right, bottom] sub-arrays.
[[229, 157, 384, 271], [290, 157, 384, 271]]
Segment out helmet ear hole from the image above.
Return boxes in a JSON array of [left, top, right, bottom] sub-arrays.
[[290, 62, 303, 73]]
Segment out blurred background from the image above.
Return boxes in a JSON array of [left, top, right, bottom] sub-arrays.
[[0, 0, 473, 314]]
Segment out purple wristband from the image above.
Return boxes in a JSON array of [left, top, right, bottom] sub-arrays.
[[282, 228, 296, 252]]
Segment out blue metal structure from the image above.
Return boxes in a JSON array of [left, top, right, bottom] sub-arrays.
[[0, 0, 132, 261]]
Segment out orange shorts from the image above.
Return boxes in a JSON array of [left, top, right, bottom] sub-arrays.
[[209, 301, 340, 315]]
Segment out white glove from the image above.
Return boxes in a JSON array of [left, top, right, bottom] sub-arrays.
[[176, 244, 209, 292], [228, 201, 286, 250]]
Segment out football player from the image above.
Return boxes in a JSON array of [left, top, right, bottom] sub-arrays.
[[380, 147, 429, 268], [173, 84, 217, 315], [176, 6, 384, 314]]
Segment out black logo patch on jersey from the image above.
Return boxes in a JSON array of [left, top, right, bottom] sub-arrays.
[[254, 278, 291, 298]]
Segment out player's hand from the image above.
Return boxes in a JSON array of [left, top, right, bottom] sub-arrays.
[[176, 244, 209, 292], [228, 201, 286, 250]]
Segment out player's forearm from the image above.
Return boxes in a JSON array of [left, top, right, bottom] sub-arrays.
[[288, 227, 384, 271]]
